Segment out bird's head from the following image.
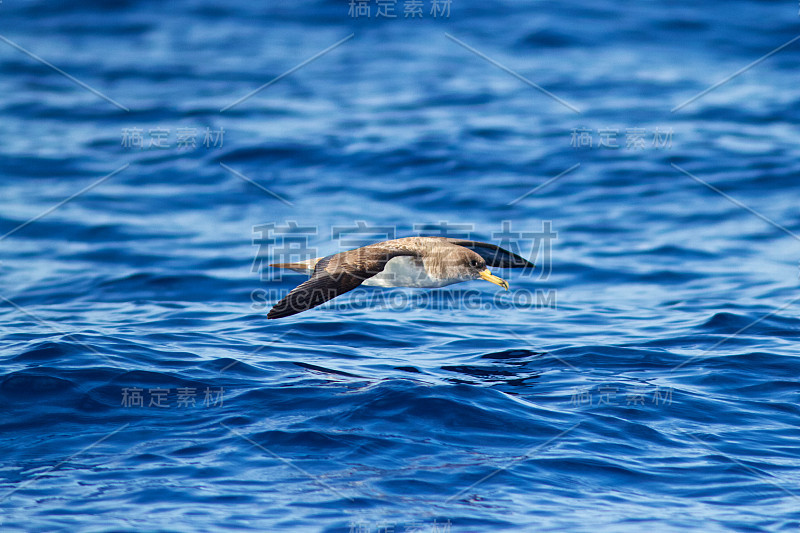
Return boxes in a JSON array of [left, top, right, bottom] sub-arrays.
[[453, 249, 509, 290]]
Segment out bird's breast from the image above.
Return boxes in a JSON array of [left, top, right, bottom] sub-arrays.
[[362, 256, 458, 288]]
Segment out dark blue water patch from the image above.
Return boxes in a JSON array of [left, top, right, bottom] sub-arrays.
[[479, 349, 545, 360], [517, 29, 582, 48], [620, 245, 718, 259], [218, 144, 329, 167], [7, 340, 85, 363], [700, 311, 800, 337], [293, 362, 364, 378], [94, 272, 250, 302], [0, 154, 96, 179], [1, 371, 75, 396]]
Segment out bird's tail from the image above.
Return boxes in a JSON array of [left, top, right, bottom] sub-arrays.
[[269, 257, 321, 274]]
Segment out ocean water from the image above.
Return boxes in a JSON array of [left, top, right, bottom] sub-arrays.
[[1, 0, 800, 531]]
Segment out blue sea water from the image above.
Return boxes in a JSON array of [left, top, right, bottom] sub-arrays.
[[1, 0, 800, 531]]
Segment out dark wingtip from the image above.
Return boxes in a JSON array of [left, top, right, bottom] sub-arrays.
[[267, 304, 296, 319], [499, 255, 535, 269], [268, 294, 315, 319], [511, 253, 535, 269]]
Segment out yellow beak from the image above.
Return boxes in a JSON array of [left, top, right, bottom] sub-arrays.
[[479, 269, 509, 290]]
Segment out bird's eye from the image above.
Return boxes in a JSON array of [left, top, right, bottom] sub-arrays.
[[470, 260, 479, 268]]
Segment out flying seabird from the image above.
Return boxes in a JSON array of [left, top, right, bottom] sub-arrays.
[[267, 237, 533, 319]]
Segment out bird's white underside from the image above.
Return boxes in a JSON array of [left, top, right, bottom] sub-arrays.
[[364, 256, 459, 288], [289, 256, 462, 288]]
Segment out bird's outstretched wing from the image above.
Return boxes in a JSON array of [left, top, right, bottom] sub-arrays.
[[267, 247, 416, 319], [444, 239, 534, 268]]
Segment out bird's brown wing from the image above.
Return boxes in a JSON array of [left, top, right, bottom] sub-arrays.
[[267, 246, 417, 319], [444, 239, 534, 268]]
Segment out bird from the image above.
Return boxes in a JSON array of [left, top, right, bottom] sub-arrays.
[[267, 236, 533, 319]]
